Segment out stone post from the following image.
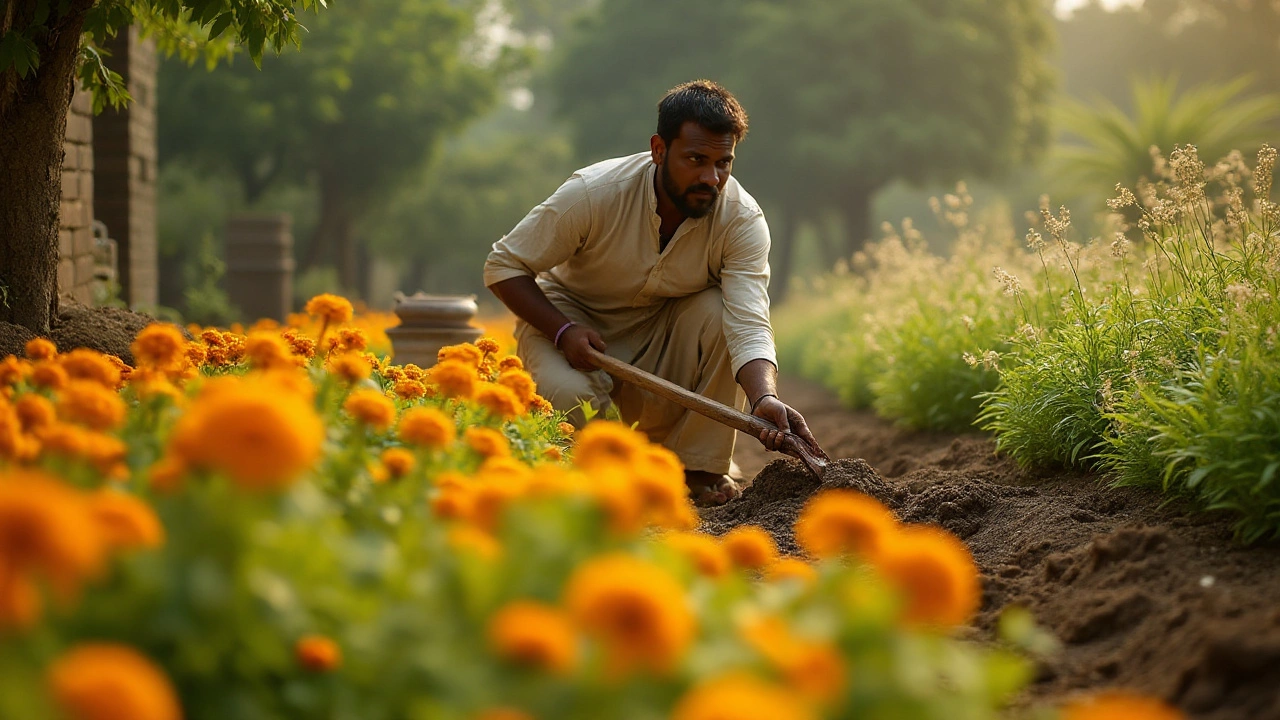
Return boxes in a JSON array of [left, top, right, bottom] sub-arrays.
[[225, 214, 295, 323], [386, 293, 484, 367]]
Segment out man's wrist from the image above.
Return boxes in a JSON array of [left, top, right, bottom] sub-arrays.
[[750, 393, 778, 413], [553, 321, 577, 348]]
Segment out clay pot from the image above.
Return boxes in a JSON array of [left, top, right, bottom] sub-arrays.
[[386, 292, 483, 367]]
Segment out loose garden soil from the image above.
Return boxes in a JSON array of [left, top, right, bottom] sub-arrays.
[[708, 377, 1280, 720]]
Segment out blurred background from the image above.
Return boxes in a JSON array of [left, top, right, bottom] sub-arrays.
[[149, 0, 1280, 322]]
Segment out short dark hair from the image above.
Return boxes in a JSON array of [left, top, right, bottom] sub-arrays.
[[656, 80, 749, 146]]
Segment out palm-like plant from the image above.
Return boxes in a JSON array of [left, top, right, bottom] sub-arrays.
[[1052, 76, 1280, 198]]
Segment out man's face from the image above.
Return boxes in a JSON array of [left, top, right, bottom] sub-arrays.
[[656, 121, 736, 219]]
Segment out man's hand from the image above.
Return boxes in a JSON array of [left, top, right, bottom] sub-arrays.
[[557, 324, 608, 371], [751, 395, 822, 456]]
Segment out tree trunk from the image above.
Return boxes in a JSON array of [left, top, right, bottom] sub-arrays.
[[840, 188, 874, 260], [0, 2, 94, 334], [769, 208, 800, 305]]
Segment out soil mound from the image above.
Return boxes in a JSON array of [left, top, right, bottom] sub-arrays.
[[718, 377, 1280, 720], [0, 304, 185, 365]]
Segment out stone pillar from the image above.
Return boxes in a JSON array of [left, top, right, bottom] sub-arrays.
[[225, 214, 295, 323], [58, 83, 97, 306], [386, 293, 483, 367], [92, 24, 158, 308]]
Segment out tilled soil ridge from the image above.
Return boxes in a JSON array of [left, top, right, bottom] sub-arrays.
[[711, 377, 1280, 720]]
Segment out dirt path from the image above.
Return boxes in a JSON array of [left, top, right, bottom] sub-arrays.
[[709, 377, 1280, 720]]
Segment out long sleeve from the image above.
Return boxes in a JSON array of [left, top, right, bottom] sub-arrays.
[[720, 211, 777, 376], [483, 175, 593, 287]]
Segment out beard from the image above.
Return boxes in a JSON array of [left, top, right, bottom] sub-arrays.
[[661, 157, 719, 219]]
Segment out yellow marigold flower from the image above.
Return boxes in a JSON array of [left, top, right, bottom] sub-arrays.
[[49, 644, 182, 720], [543, 445, 563, 461], [0, 355, 30, 386], [392, 379, 426, 400], [1060, 692, 1185, 720], [380, 447, 415, 479], [557, 421, 575, 436], [104, 354, 132, 384], [34, 421, 90, 457], [671, 672, 815, 720], [305, 293, 354, 324], [56, 380, 127, 431], [476, 337, 501, 355], [343, 389, 397, 431], [465, 427, 510, 458], [335, 327, 367, 353], [327, 352, 372, 383], [564, 554, 694, 674], [295, 635, 342, 673], [432, 486, 474, 521], [573, 421, 647, 470], [130, 324, 185, 370], [632, 446, 693, 528], [31, 362, 69, 390], [663, 531, 730, 578], [147, 455, 188, 494], [183, 341, 207, 368], [722, 526, 778, 571], [401, 363, 427, 382], [0, 470, 105, 613], [58, 349, 121, 389], [399, 406, 456, 448], [15, 393, 56, 434], [0, 572, 40, 629], [244, 332, 294, 371], [764, 558, 817, 586], [89, 490, 164, 551], [25, 337, 58, 361], [496, 368, 537, 405], [529, 395, 553, 415], [795, 489, 897, 560], [497, 355, 523, 371], [474, 709, 535, 720], [488, 601, 578, 674], [872, 524, 979, 628], [474, 382, 525, 420], [430, 360, 477, 400], [447, 525, 501, 560], [741, 616, 846, 701], [169, 378, 324, 491], [438, 343, 483, 367], [280, 329, 316, 359]]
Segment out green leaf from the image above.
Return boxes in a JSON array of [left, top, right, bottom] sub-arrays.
[[0, 31, 41, 78], [208, 13, 235, 40]]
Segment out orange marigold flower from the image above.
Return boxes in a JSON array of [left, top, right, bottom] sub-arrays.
[[721, 526, 778, 571], [244, 332, 295, 371], [380, 447, 416, 479], [147, 455, 187, 494], [497, 355, 523, 371], [543, 445, 563, 461], [401, 364, 427, 382], [557, 421, 575, 436], [1060, 692, 1185, 720], [764, 558, 817, 586], [528, 395, 553, 415], [327, 352, 372, 383], [438, 343, 483, 367], [89, 490, 165, 551], [305, 293, 354, 324], [399, 407, 456, 448], [487, 600, 578, 674], [393, 378, 427, 400], [474, 382, 525, 420], [343, 389, 397, 431], [671, 672, 815, 720], [25, 338, 58, 361], [872, 524, 979, 628], [168, 378, 324, 491], [430, 360, 477, 400], [295, 635, 342, 672], [31, 362, 69, 390], [446, 525, 501, 560], [280, 329, 316, 359], [0, 355, 30, 386], [183, 342, 207, 368], [663, 531, 730, 578], [58, 349, 122, 389], [573, 421, 647, 470], [476, 337, 501, 355], [335, 328, 367, 353], [0, 572, 40, 629], [564, 554, 694, 674], [496, 368, 537, 405], [795, 489, 897, 561], [56, 380, 127, 431], [741, 616, 846, 701], [15, 393, 56, 434], [465, 427, 509, 458], [49, 644, 182, 720], [130, 324, 186, 370]]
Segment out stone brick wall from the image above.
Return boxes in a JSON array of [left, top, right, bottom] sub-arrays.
[[58, 84, 98, 306]]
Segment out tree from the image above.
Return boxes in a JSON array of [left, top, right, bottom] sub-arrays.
[[1, 0, 313, 333], [158, 0, 517, 296]]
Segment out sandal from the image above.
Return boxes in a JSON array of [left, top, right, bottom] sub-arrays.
[[686, 472, 742, 508]]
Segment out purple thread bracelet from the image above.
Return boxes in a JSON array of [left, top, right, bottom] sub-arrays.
[[553, 321, 576, 347]]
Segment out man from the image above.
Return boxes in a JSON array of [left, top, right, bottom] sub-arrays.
[[483, 80, 822, 506]]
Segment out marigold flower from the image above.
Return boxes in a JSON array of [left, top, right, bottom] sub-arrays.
[[25, 337, 58, 361], [380, 447, 416, 479], [295, 635, 342, 672], [131, 324, 186, 371], [280, 329, 316, 359], [488, 601, 578, 674], [564, 554, 694, 674], [183, 342, 208, 368], [244, 332, 295, 371], [1060, 691, 1185, 720], [446, 525, 501, 559], [49, 644, 182, 720], [89, 490, 165, 551], [528, 395, 553, 415], [764, 558, 817, 586], [0, 572, 40, 629], [741, 616, 845, 701], [438, 343, 483, 367], [465, 427, 510, 458], [430, 360, 477, 400], [399, 407, 456, 448], [664, 531, 730, 578], [722, 526, 778, 571], [56, 380, 127, 431], [795, 489, 897, 560], [148, 455, 188, 493], [335, 328, 367, 353], [31, 362, 69, 390], [672, 672, 815, 720], [15, 393, 56, 433], [0, 355, 30, 386], [476, 337, 501, 355], [328, 352, 372, 383], [873, 524, 979, 627], [343, 389, 396, 431], [474, 382, 526, 419], [497, 355, 523, 371], [0, 400, 37, 461], [58, 349, 122, 389], [495, 367, 537, 402], [557, 421, 575, 436], [543, 445, 563, 461], [305, 293, 354, 324], [169, 378, 325, 491], [393, 378, 427, 400], [573, 421, 647, 470]]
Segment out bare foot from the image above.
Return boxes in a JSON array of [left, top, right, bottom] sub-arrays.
[[685, 470, 742, 508]]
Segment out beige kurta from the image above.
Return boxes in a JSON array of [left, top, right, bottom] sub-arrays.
[[483, 152, 776, 473]]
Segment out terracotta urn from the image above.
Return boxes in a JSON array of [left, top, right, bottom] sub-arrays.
[[386, 292, 483, 367]]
